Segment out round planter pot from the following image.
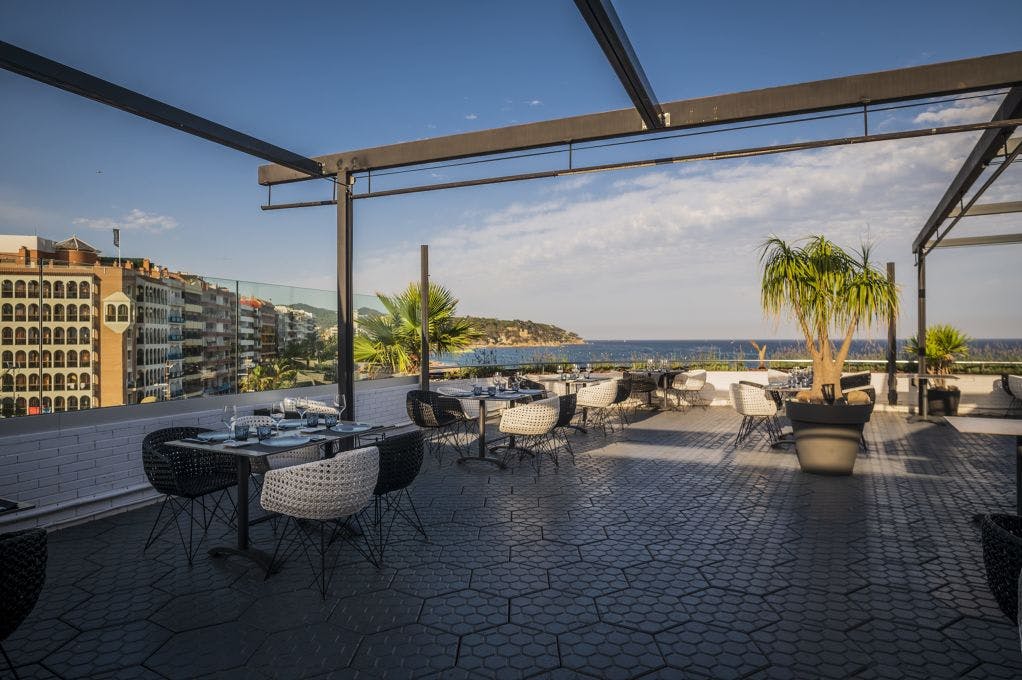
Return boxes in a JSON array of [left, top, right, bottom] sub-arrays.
[[786, 401, 872, 476], [926, 387, 961, 416], [980, 514, 1022, 624]]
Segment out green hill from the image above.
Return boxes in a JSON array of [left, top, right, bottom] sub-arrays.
[[457, 316, 583, 347]]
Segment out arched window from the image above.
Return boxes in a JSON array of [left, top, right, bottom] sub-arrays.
[[79, 350, 90, 367], [53, 304, 64, 321], [67, 305, 77, 321], [53, 281, 64, 298], [14, 328, 26, 345], [41, 281, 50, 298], [14, 350, 26, 368], [27, 304, 39, 321], [28, 374, 39, 391], [67, 396, 78, 411], [1, 375, 12, 392], [66, 350, 78, 368], [79, 304, 90, 320], [54, 396, 64, 412], [67, 328, 77, 345], [15, 397, 25, 415], [80, 327, 90, 344], [1, 328, 12, 345], [0, 304, 11, 321], [80, 373, 90, 389], [105, 304, 116, 321], [14, 281, 26, 298], [79, 282, 90, 297], [42, 304, 51, 322], [80, 396, 90, 409], [67, 374, 78, 391], [117, 304, 128, 322], [1, 281, 12, 298], [54, 350, 64, 368], [13, 304, 25, 321], [15, 374, 26, 391], [41, 350, 51, 368], [41, 328, 50, 345], [27, 327, 38, 345], [53, 328, 64, 345], [1, 350, 11, 367], [1, 397, 13, 416], [42, 374, 51, 391], [28, 396, 39, 410], [54, 374, 65, 391], [42, 396, 51, 411], [66, 283, 77, 299], [28, 350, 39, 368], [27, 280, 38, 298]]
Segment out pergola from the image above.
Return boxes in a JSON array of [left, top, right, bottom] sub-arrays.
[[3, 0, 1022, 420]]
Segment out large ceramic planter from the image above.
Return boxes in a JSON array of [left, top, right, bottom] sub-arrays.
[[926, 387, 961, 416], [787, 401, 872, 476]]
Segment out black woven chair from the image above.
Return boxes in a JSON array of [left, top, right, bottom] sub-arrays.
[[552, 394, 578, 461], [981, 514, 1022, 624], [371, 431, 427, 559], [626, 373, 658, 411], [142, 426, 238, 564], [0, 529, 46, 680], [406, 390, 468, 463], [518, 378, 549, 402]]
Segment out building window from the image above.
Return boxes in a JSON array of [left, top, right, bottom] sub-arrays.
[[1, 281, 12, 298], [66, 284, 77, 299], [53, 281, 64, 298], [42, 305, 51, 322], [15, 374, 26, 391], [28, 351, 39, 368], [54, 396, 64, 411], [28, 374, 39, 391], [117, 304, 129, 322], [54, 350, 64, 368], [67, 375, 78, 391], [67, 328, 78, 345], [27, 327, 38, 345], [42, 374, 51, 391], [53, 304, 64, 322], [79, 350, 90, 367], [41, 281, 50, 298], [41, 328, 50, 345], [67, 350, 78, 368], [0, 304, 11, 322], [14, 281, 26, 298], [79, 282, 90, 297], [13, 304, 25, 321], [67, 305, 78, 322], [28, 304, 39, 321], [27, 280, 38, 298], [68, 396, 78, 411], [80, 373, 90, 389], [54, 374, 65, 391], [79, 304, 90, 320], [14, 351, 26, 368], [80, 327, 90, 344], [53, 328, 64, 345], [41, 350, 51, 368], [105, 304, 116, 321], [14, 328, 26, 345]]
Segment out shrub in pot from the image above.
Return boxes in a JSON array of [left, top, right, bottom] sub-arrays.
[[905, 324, 970, 416], [760, 236, 898, 475]]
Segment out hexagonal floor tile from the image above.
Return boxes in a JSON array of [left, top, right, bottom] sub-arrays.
[[419, 588, 508, 635], [457, 623, 559, 679], [594, 587, 688, 634], [62, 584, 173, 630], [242, 587, 339, 632], [350, 623, 458, 679], [559, 622, 665, 680], [657, 620, 769, 679], [331, 589, 424, 634], [847, 583, 962, 630], [623, 560, 709, 598], [846, 618, 979, 679], [1, 615, 79, 666], [549, 561, 629, 597], [511, 588, 598, 634], [677, 587, 780, 633], [391, 561, 472, 598], [510, 540, 582, 568], [763, 586, 872, 632], [750, 620, 871, 678], [148, 587, 257, 633], [45, 620, 173, 680], [578, 540, 653, 569], [144, 621, 266, 680], [246, 621, 361, 677], [471, 562, 550, 598], [440, 539, 512, 570]]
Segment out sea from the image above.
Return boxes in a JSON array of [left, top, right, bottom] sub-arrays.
[[437, 338, 1022, 368]]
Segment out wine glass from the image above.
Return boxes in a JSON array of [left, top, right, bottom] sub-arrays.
[[270, 401, 285, 432], [221, 405, 234, 437], [295, 398, 307, 425], [335, 394, 346, 420]]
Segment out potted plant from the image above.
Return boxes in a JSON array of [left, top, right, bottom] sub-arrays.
[[905, 324, 969, 416], [760, 236, 899, 475]]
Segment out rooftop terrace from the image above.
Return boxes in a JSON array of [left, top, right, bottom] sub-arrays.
[[6, 408, 1021, 679]]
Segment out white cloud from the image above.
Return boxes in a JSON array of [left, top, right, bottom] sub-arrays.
[[73, 208, 178, 233], [526, 99, 542, 107], [913, 99, 999, 126], [464, 113, 478, 120]]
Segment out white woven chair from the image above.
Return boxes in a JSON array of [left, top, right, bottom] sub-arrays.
[[283, 397, 339, 416], [497, 396, 561, 470], [729, 382, 781, 448], [576, 379, 620, 436], [260, 446, 379, 597], [767, 369, 789, 384], [1006, 375, 1022, 416], [672, 370, 708, 409]]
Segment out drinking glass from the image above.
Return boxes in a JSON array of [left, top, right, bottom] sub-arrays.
[[256, 425, 273, 441], [270, 402, 285, 432], [324, 414, 338, 427], [335, 394, 347, 418], [295, 398, 307, 424], [221, 406, 234, 435]]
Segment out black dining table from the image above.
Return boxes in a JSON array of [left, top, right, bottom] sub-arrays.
[[453, 389, 544, 469], [168, 420, 391, 572]]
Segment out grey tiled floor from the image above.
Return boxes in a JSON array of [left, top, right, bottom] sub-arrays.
[[7, 409, 1022, 679]]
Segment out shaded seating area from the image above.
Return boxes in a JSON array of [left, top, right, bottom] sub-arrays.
[[0, 528, 46, 680]]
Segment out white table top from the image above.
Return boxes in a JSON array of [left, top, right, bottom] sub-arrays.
[[945, 416, 1022, 437]]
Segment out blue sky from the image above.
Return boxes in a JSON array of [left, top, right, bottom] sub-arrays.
[[1, 0, 1021, 338]]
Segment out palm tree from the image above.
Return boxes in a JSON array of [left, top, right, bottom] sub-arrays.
[[241, 358, 298, 392], [760, 235, 898, 402], [354, 282, 481, 374], [905, 324, 970, 388]]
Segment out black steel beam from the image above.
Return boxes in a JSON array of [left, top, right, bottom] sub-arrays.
[[930, 233, 1022, 249], [573, 0, 663, 130], [260, 51, 1022, 184], [0, 40, 323, 178], [912, 86, 1022, 253]]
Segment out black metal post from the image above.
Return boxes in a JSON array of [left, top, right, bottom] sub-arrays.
[[420, 245, 429, 392], [337, 171, 355, 431], [886, 262, 898, 405], [916, 253, 927, 418]]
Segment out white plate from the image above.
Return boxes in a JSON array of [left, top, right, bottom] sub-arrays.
[[197, 432, 231, 442], [263, 435, 312, 447], [331, 423, 372, 433]]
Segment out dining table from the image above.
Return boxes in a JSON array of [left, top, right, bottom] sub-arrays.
[[454, 388, 545, 469], [0, 497, 34, 517], [168, 419, 392, 572], [946, 416, 1022, 515]]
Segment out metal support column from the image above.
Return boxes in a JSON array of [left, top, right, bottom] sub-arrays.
[[886, 262, 898, 406], [916, 254, 927, 418], [420, 245, 429, 392], [337, 171, 355, 433]]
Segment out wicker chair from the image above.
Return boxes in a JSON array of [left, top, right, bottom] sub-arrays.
[[497, 396, 561, 471], [729, 382, 781, 448], [1003, 374, 1022, 416], [0, 529, 46, 680], [261, 446, 379, 598], [552, 394, 579, 461], [576, 380, 620, 436], [142, 427, 237, 564], [672, 370, 708, 409], [406, 390, 470, 463], [625, 373, 657, 410], [610, 378, 633, 428], [372, 431, 427, 559]]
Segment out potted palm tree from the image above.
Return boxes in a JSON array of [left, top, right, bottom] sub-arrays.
[[905, 324, 970, 416], [760, 236, 899, 475]]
